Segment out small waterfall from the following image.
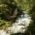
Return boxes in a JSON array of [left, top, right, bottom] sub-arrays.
[[6, 12, 31, 35], [0, 12, 31, 35]]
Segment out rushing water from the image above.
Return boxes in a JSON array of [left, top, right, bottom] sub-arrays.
[[0, 12, 31, 35]]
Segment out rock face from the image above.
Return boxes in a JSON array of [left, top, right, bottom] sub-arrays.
[[0, 12, 31, 35]]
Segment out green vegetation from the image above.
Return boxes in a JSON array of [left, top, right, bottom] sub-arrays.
[[0, 0, 35, 35]]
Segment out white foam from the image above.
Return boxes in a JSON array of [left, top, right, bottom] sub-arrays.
[[0, 13, 31, 35], [7, 13, 31, 34]]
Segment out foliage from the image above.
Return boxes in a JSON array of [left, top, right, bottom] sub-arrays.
[[0, 0, 35, 35]]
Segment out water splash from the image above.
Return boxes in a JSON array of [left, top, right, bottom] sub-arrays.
[[6, 12, 31, 34], [0, 12, 31, 35]]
